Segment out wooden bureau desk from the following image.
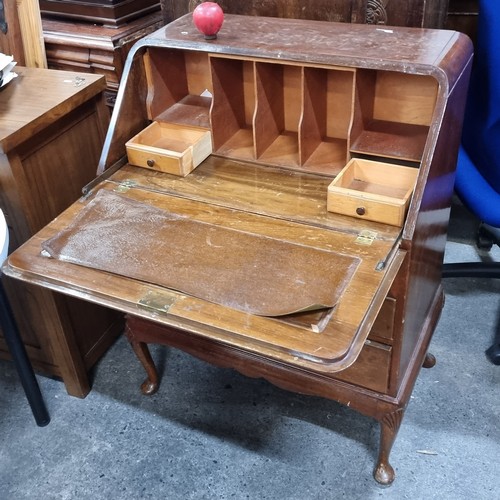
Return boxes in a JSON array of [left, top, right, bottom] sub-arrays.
[[3, 16, 472, 483]]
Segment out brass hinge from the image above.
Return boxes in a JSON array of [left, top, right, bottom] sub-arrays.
[[138, 290, 177, 314]]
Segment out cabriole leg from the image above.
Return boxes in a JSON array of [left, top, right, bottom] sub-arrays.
[[125, 324, 159, 395], [374, 408, 404, 485], [423, 352, 436, 368]]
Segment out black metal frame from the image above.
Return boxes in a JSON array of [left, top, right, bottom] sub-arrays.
[[1, 279, 50, 426], [442, 224, 500, 365]]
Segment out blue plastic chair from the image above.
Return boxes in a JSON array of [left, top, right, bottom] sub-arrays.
[[442, 0, 500, 364]]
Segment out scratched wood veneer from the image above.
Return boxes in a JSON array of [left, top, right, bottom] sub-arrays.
[[3, 16, 473, 484]]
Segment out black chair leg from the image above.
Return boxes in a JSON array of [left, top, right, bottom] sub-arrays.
[[442, 224, 500, 365], [486, 310, 500, 365], [0, 281, 50, 426], [486, 344, 500, 365]]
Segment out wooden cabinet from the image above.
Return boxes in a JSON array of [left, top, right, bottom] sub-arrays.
[[160, 0, 449, 28], [42, 12, 164, 108], [0, 67, 123, 397], [3, 16, 472, 483]]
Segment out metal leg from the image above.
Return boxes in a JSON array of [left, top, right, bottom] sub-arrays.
[[486, 310, 500, 365], [0, 281, 50, 426], [486, 343, 500, 365]]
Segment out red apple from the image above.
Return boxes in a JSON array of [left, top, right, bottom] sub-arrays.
[[192, 2, 224, 40]]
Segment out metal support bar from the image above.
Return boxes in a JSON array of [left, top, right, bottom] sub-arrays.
[[0, 279, 50, 426]]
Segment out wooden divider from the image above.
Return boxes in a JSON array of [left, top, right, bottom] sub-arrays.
[[142, 47, 439, 174]]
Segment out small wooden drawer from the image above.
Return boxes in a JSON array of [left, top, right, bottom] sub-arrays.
[[327, 158, 419, 226], [126, 121, 212, 176]]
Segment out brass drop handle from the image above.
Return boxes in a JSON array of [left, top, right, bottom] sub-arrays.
[[147, 159, 155, 167], [356, 207, 366, 216]]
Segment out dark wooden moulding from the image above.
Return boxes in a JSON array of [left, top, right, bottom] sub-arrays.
[[161, 0, 450, 29], [40, 0, 161, 27]]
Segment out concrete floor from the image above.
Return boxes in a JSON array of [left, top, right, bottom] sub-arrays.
[[1, 199, 499, 500]]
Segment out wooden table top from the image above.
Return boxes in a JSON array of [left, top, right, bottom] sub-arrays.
[[0, 67, 106, 153]]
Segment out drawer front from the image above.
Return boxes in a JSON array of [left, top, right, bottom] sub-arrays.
[[327, 159, 418, 227], [369, 296, 396, 343], [332, 340, 391, 393], [126, 122, 212, 176]]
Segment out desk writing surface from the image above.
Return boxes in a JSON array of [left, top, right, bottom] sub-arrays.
[[41, 190, 361, 317], [5, 158, 404, 373]]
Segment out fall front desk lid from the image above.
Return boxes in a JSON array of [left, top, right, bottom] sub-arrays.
[[41, 190, 360, 318]]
